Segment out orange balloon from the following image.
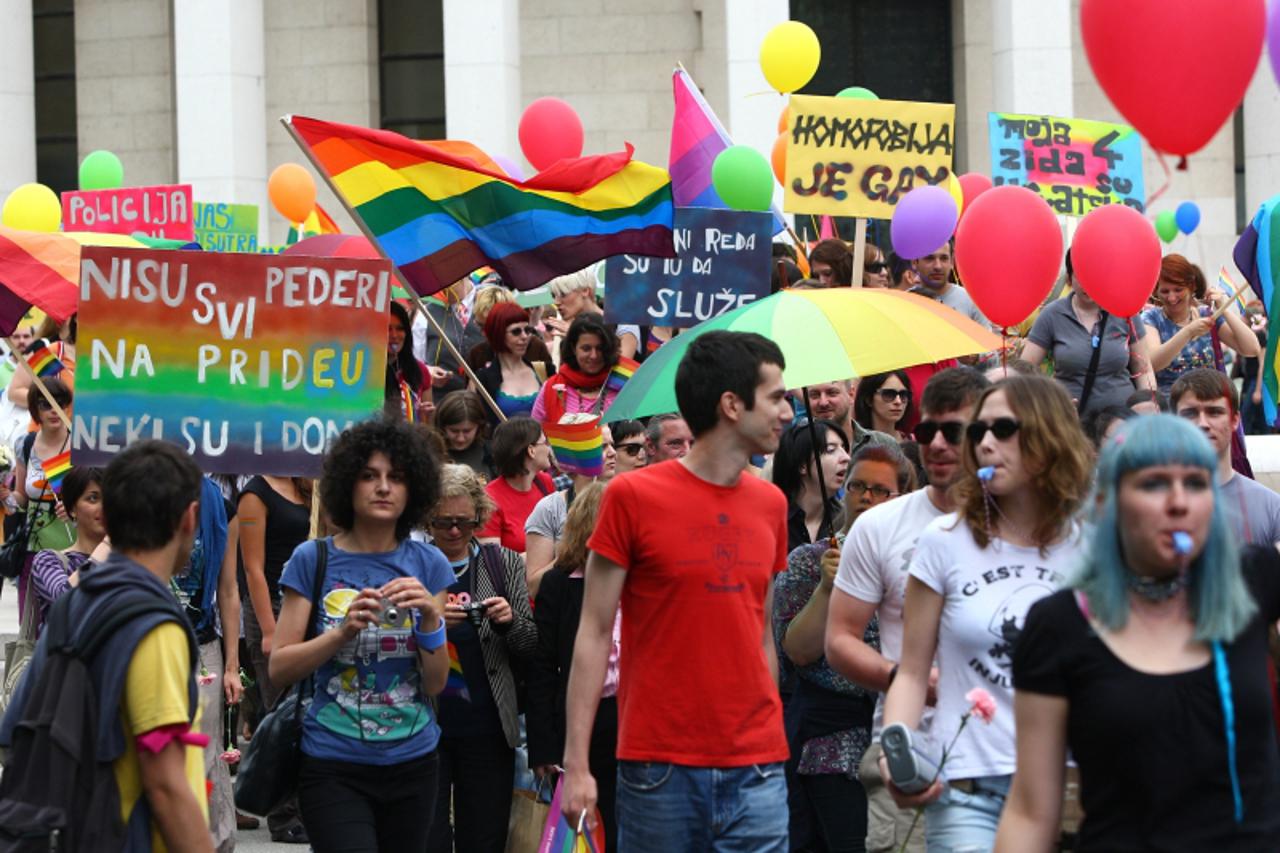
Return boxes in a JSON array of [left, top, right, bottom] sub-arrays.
[[771, 133, 788, 185], [777, 104, 790, 134], [269, 163, 317, 224]]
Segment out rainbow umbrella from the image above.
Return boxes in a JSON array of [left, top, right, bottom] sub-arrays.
[[604, 287, 1002, 421]]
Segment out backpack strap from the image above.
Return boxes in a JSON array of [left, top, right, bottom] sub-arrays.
[[478, 543, 508, 601], [532, 360, 549, 384], [20, 431, 35, 467]]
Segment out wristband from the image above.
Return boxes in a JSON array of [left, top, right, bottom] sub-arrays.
[[414, 619, 447, 651]]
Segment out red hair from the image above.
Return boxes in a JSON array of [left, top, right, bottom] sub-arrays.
[[484, 302, 531, 355], [1157, 253, 1206, 299]]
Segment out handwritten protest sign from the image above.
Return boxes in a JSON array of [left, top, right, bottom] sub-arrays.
[[604, 208, 772, 327], [783, 95, 955, 219], [62, 185, 196, 241], [73, 247, 391, 475], [194, 202, 260, 252], [988, 112, 1146, 215]]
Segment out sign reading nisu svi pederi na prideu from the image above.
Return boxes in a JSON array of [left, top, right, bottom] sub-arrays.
[[73, 247, 391, 476]]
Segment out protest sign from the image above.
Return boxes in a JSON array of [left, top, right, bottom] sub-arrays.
[[194, 202, 260, 252], [73, 247, 391, 475], [783, 95, 956, 219], [988, 112, 1146, 215], [62, 184, 196, 241], [604, 207, 772, 327]]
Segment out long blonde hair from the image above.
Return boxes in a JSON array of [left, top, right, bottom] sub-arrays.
[[556, 481, 607, 573]]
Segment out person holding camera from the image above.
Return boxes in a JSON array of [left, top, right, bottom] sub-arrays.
[[427, 463, 537, 853], [269, 418, 454, 853]]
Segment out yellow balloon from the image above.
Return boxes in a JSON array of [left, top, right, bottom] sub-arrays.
[[1, 183, 61, 233], [760, 21, 821, 94], [947, 173, 965, 216]]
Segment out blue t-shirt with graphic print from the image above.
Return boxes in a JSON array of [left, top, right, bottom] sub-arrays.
[[280, 536, 454, 765]]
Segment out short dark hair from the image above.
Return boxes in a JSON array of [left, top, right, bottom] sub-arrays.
[[1126, 388, 1170, 412], [919, 366, 991, 418], [489, 416, 543, 478], [58, 465, 104, 518], [609, 418, 645, 445], [1083, 405, 1135, 449], [559, 315, 618, 373], [102, 440, 203, 551], [771, 419, 848, 504], [852, 370, 914, 431], [26, 375, 72, 423], [675, 331, 786, 437], [1170, 368, 1239, 413], [321, 416, 440, 540]]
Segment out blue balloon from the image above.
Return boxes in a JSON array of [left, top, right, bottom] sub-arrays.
[[1175, 201, 1201, 235]]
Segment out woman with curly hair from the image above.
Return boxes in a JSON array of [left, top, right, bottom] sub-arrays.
[[426, 464, 537, 853], [270, 417, 454, 853], [881, 375, 1094, 852], [996, 415, 1280, 851]]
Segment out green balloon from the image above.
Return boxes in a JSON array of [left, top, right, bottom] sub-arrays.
[[712, 145, 774, 212], [79, 150, 124, 191], [836, 86, 879, 100], [1155, 210, 1178, 243]]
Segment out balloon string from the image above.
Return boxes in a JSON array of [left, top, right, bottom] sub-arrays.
[[1146, 152, 1174, 210], [1001, 328, 1008, 369]]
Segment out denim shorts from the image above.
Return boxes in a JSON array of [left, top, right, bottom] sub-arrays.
[[923, 774, 1012, 853]]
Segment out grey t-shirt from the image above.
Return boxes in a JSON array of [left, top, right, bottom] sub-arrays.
[[914, 283, 992, 329], [1027, 295, 1147, 414], [524, 490, 568, 543], [1221, 473, 1280, 546]]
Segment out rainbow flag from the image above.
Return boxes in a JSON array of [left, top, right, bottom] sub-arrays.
[[42, 449, 72, 494], [441, 641, 471, 702], [1234, 196, 1280, 426], [544, 417, 604, 477], [605, 357, 638, 395], [286, 115, 676, 296], [668, 67, 785, 233], [25, 341, 63, 377]]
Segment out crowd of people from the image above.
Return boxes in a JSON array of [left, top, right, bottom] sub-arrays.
[[2, 235, 1280, 853]]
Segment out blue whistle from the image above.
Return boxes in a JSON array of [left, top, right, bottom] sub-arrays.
[[1091, 334, 1100, 348], [1172, 531, 1193, 555], [977, 466, 995, 482]]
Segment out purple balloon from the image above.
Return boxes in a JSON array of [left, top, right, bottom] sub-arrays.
[[891, 185, 959, 260], [493, 154, 526, 181], [1270, 1, 1280, 87]]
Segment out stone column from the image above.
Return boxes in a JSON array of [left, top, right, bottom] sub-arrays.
[[0, 0, 37, 198]]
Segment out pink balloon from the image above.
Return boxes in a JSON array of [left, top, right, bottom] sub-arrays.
[[1071, 204, 1161, 317], [957, 173, 993, 216], [954, 186, 1063, 329], [518, 98, 584, 172]]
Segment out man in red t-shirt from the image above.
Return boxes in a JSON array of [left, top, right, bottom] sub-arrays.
[[563, 331, 793, 852]]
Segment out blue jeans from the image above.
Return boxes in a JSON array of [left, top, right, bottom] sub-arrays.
[[923, 774, 1011, 853], [616, 761, 788, 853]]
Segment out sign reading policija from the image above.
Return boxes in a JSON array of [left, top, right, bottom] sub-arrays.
[[604, 207, 772, 327], [72, 247, 391, 476], [62, 184, 196, 241], [987, 112, 1146, 215], [783, 95, 956, 219]]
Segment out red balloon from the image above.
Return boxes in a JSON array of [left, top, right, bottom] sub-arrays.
[[518, 98, 585, 171], [957, 173, 992, 216], [1082, 0, 1264, 156], [954, 186, 1063, 329], [1070, 204, 1161, 317]]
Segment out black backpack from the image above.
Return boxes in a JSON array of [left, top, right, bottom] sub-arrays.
[[0, 590, 195, 853]]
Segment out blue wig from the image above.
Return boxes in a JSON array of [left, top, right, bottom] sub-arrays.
[[1072, 414, 1255, 642]]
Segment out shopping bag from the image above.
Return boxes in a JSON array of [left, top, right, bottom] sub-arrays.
[[506, 786, 551, 853], [539, 775, 605, 853]]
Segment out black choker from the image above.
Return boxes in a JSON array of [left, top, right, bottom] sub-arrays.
[[1128, 572, 1189, 602]]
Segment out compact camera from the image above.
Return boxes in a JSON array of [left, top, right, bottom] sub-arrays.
[[375, 597, 400, 625], [880, 723, 942, 794], [460, 600, 489, 628]]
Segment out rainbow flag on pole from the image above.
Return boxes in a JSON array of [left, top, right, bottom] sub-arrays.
[[1233, 194, 1280, 426], [25, 341, 63, 377], [285, 115, 676, 296], [544, 417, 604, 478], [604, 357, 639, 395], [41, 449, 72, 494]]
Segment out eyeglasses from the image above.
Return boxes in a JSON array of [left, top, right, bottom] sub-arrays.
[[866, 262, 888, 273], [913, 420, 965, 445], [848, 480, 898, 501], [616, 442, 646, 457], [428, 516, 481, 532], [966, 418, 1021, 444], [877, 388, 911, 404], [507, 325, 537, 337]]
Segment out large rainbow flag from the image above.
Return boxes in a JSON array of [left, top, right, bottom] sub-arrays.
[[285, 116, 676, 296], [544, 417, 604, 478], [1234, 195, 1280, 426]]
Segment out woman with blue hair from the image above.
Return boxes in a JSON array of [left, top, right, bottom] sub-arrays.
[[995, 414, 1280, 851]]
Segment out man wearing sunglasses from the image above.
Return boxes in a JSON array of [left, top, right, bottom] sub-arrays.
[[909, 242, 992, 330], [824, 367, 991, 853]]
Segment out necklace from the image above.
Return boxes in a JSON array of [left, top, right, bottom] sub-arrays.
[[1127, 570, 1189, 602]]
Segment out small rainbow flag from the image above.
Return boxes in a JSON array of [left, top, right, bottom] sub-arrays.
[[441, 641, 471, 702], [545, 417, 604, 477], [42, 449, 72, 494], [605, 357, 639, 396], [26, 340, 62, 377]]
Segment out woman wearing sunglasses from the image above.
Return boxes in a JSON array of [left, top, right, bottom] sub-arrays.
[[881, 375, 1093, 852], [425, 463, 537, 853], [862, 243, 891, 288], [473, 303, 549, 424], [853, 371, 915, 440]]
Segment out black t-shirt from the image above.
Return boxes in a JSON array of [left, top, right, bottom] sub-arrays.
[[437, 552, 503, 738], [1014, 545, 1280, 851], [239, 476, 311, 610]]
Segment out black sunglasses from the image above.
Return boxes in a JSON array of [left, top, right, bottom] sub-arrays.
[[866, 261, 888, 273], [507, 325, 537, 337], [914, 420, 964, 445], [877, 388, 911, 404], [966, 418, 1021, 444], [615, 442, 646, 457], [428, 516, 481, 532]]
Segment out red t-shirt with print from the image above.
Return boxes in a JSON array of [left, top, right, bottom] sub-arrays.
[[588, 460, 790, 766]]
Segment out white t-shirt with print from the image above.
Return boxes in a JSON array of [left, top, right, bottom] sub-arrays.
[[907, 513, 1082, 780]]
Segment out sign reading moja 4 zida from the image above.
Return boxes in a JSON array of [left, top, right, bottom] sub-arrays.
[[73, 247, 391, 476]]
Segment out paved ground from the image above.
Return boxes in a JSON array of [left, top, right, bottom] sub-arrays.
[[0, 579, 293, 851]]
